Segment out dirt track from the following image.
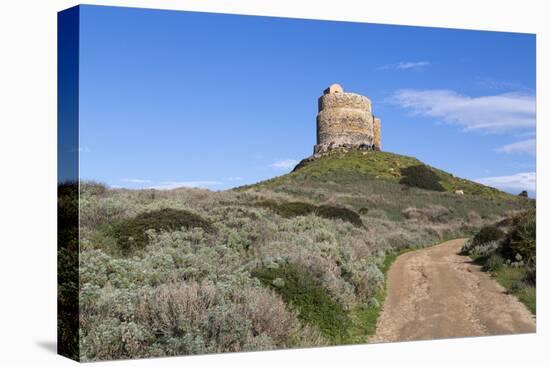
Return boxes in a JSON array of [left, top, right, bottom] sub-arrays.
[[370, 239, 535, 343]]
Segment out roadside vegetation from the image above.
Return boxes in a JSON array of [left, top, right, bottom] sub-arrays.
[[346, 247, 413, 343], [461, 207, 536, 314], [73, 150, 532, 361]]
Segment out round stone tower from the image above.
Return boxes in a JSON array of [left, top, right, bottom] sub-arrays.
[[314, 84, 381, 154]]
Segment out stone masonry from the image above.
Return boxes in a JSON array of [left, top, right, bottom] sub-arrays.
[[314, 84, 381, 154]]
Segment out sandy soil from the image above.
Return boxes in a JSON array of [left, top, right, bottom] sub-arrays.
[[370, 239, 535, 343]]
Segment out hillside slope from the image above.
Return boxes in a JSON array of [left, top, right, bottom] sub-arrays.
[[244, 150, 512, 199], [238, 150, 523, 222]]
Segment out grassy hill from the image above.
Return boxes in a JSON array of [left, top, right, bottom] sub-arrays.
[[238, 150, 522, 223], [242, 150, 513, 200], [73, 149, 531, 361]]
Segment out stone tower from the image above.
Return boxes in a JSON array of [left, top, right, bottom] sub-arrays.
[[373, 117, 381, 150], [314, 84, 381, 154]]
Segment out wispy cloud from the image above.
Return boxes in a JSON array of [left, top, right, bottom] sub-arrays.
[[378, 61, 431, 71], [271, 159, 298, 170], [475, 172, 535, 194], [148, 180, 223, 190], [120, 178, 152, 183], [496, 139, 535, 155], [390, 89, 536, 133]]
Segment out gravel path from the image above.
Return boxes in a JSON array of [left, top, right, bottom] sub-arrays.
[[370, 239, 535, 343]]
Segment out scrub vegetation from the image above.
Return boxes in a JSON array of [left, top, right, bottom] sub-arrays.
[[69, 150, 532, 361], [461, 207, 536, 314]]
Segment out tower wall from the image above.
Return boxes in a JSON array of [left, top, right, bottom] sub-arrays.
[[373, 117, 381, 150], [314, 88, 376, 154]]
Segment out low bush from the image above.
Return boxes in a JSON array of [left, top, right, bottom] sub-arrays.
[[316, 205, 362, 227], [81, 279, 323, 360], [471, 225, 505, 248], [110, 208, 213, 254], [135, 282, 297, 354], [501, 209, 535, 264], [399, 165, 445, 192], [483, 253, 504, 272], [276, 202, 317, 217], [255, 201, 362, 227], [461, 240, 499, 258], [252, 264, 351, 343], [461, 211, 536, 315]]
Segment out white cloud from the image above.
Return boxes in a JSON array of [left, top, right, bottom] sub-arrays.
[[148, 181, 223, 190], [379, 61, 431, 70], [390, 89, 536, 133], [397, 61, 431, 69], [475, 172, 536, 194], [271, 159, 299, 170], [120, 178, 152, 183], [496, 139, 536, 155]]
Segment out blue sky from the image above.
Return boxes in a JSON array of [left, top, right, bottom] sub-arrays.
[[76, 5, 536, 195]]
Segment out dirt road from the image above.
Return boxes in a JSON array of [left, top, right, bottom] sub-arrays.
[[370, 239, 535, 343]]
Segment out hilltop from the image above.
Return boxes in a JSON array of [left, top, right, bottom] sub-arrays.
[[243, 150, 513, 199], [237, 150, 523, 222]]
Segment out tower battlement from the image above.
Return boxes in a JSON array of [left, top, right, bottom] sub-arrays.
[[314, 84, 381, 154]]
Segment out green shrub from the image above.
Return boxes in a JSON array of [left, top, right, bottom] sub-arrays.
[[252, 264, 351, 343], [255, 201, 362, 227], [110, 208, 213, 254], [471, 225, 505, 248], [278, 202, 317, 217], [501, 209, 536, 264], [483, 253, 504, 272], [316, 205, 362, 227], [399, 165, 445, 192]]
